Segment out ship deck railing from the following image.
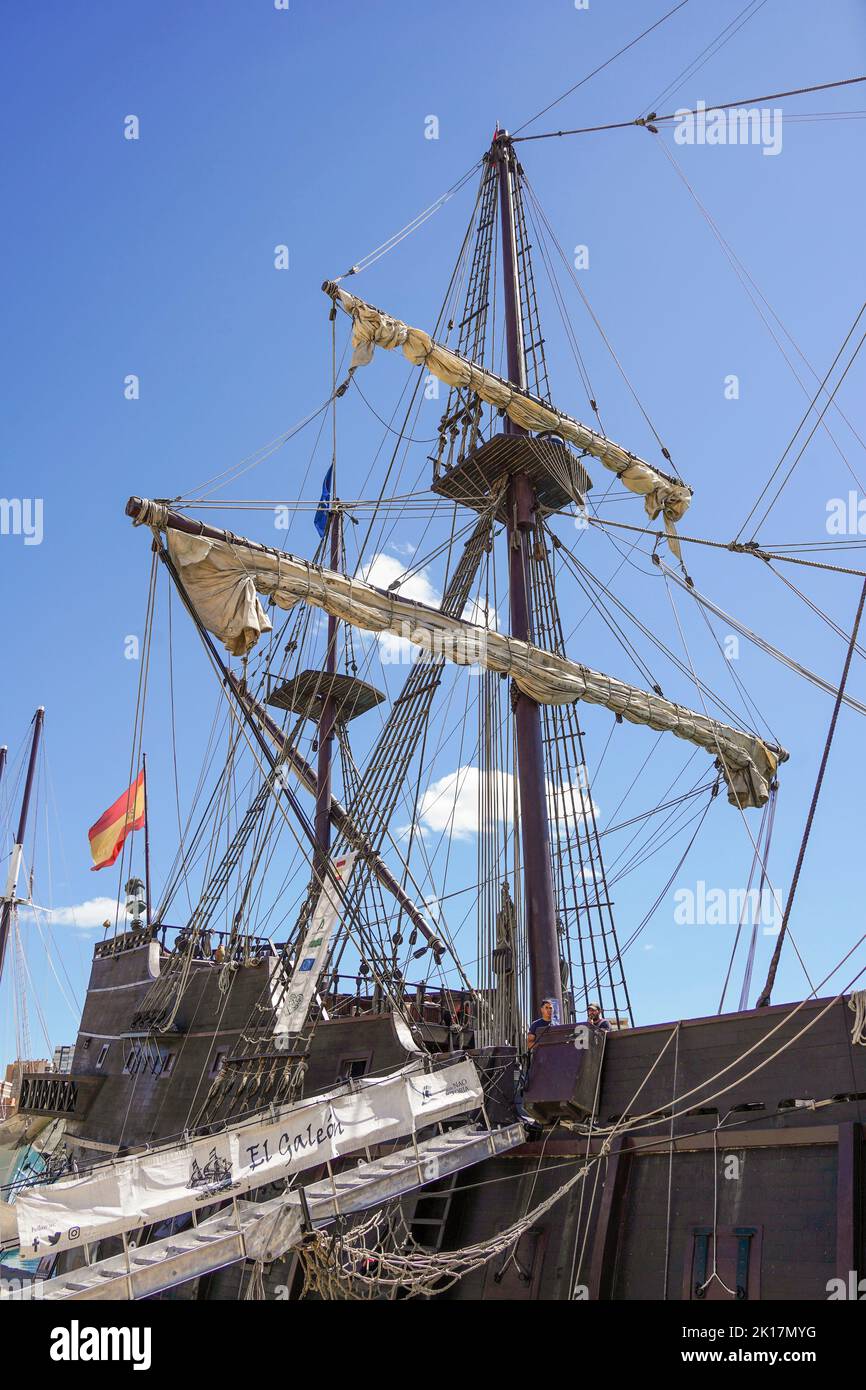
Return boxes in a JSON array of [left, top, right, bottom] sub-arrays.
[[91, 932, 478, 1027], [316, 976, 477, 1028], [94, 924, 283, 963]]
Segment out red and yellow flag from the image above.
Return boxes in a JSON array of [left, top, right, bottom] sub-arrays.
[[88, 771, 145, 871]]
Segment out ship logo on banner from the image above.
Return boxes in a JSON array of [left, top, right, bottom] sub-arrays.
[[187, 1148, 238, 1197]]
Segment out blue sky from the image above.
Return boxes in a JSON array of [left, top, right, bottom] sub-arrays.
[[2, 0, 866, 1064]]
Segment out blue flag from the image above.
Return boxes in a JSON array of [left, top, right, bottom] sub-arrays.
[[314, 465, 333, 538]]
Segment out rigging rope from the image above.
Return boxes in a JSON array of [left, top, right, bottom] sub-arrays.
[[736, 302, 866, 542], [737, 779, 778, 1009], [653, 138, 866, 497], [640, 0, 769, 119], [512, 0, 691, 136], [657, 557, 866, 718], [578, 513, 866, 579], [300, 946, 866, 1300], [524, 177, 679, 476], [661, 568, 816, 997], [329, 161, 482, 284], [178, 395, 337, 504], [514, 75, 866, 141], [849, 991, 866, 1046], [756, 577, 866, 1007]]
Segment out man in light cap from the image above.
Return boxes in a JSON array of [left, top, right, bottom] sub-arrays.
[[587, 1001, 611, 1033]]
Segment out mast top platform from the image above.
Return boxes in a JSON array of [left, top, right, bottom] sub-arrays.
[[267, 670, 385, 724], [432, 431, 592, 522]]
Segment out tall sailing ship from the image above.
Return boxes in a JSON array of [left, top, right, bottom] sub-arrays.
[[3, 126, 866, 1303]]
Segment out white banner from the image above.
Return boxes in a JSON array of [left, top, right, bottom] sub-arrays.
[[278, 851, 356, 1038], [15, 1166, 129, 1259], [15, 1058, 483, 1256]]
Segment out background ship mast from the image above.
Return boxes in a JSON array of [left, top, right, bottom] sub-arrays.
[[0, 708, 44, 986]]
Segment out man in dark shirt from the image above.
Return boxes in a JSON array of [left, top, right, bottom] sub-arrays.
[[587, 1001, 612, 1033], [527, 998, 555, 1051]]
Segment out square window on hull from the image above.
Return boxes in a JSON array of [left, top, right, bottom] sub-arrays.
[[337, 1057, 369, 1082]]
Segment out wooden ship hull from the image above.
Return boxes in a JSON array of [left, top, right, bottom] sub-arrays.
[[14, 929, 863, 1302]]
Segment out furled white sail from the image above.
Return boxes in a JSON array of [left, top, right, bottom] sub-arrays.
[[323, 282, 693, 544], [142, 513, 785, 808]]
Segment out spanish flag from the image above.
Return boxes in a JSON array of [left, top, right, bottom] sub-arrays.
[[88, 771, 145, 871]]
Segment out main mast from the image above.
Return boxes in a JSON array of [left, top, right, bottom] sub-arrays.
[[494, 130, 562, 1018], [0, 707, 44, 984]]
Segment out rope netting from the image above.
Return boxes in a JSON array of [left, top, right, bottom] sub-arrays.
[[293, 1152, 598, 1299]]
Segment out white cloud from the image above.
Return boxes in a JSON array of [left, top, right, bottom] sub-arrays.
[[362, 553, 439, 606], [417, 766, 513, 840], [22, 897, 120, 930], [415, 765, 599, 841]]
